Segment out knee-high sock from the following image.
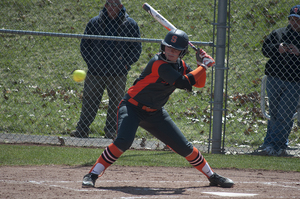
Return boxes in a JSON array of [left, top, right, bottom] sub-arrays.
[[89, 143, 123, 176], [185, 147, 214, 178]]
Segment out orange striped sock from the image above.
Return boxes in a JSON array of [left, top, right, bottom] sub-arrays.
[[89, 143, 123, 175], [185, 147, 214, 178]]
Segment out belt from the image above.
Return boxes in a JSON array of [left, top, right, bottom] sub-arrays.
[[127, 98, 157, 112]]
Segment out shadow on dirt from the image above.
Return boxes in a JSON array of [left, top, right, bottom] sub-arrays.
[[97, 186, 204, 196]]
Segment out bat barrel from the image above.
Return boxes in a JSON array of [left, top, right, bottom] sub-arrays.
[[143, 3, 197, 51]]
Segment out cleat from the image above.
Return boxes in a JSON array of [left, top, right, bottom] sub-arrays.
[[82, 173, 98, 188], [209, 173, 234, 188]]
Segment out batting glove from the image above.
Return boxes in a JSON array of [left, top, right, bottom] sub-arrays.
[[196, 48, 215, 69]]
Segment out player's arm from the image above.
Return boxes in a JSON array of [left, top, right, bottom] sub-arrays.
[[158, 61, 206, 91], [183, 48, 214, 88], [174, 75, 193, 91], [184, 66, 206, 88], [173, 66, 206, 90], [157, 63, 193, 91]]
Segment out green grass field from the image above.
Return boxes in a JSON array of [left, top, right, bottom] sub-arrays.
[[0, 0, 299, 170], [1, 144, 299, 172]]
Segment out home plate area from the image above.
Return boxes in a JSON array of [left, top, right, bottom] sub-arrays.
[[0, 165, 299, 198]]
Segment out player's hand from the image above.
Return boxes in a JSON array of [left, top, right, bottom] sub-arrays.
[[196, 48, 215, 68], [279, 43, 290, 54], [288, 44, 300, 56]]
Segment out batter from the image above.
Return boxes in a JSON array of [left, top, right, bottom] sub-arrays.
[[81, 29, 234, 188]]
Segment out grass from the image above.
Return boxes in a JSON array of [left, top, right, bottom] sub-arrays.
[[0, 0, 299, 155], [1, 144, 299, 172], [0, 0, 214, 141]]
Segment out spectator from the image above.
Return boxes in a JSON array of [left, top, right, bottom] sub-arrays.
[[257, 5, 300, 156], [80, 29, 234, 189], [71, 0, 142, 139]]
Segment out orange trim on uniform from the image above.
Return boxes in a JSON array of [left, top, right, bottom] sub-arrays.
[[128, 98, 139, 106], [188, 66, 206, 88], [128, 97, 157, 112], [185, 147, 212, 178], [126, 59, 166, 112], [141, 106, 157, 112], [182, 60, 206, 88], [127, 60, 166, 99], [184, 74, 191, 84], [89, 143, 123, 173], [181, 60, 188, 75], [185, 147, 200, 161]]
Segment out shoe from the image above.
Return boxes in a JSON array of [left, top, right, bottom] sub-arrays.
[[252, 145, 275, 156], [70, 130, 89, 138], [260, 146, 290, 156], [252, 145, 294, 156], [286, 146, 298, 150], [209, 172, 234, 188], [276, 149, 291, 157], [198, 49, 215, 67], [82, 173, 98, 188], [256, 144, 267, 151], [250, 144, 269, 155], [262, 146, 277, 156]]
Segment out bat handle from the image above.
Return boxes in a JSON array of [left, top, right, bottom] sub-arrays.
[[188, 41, 198, 51]]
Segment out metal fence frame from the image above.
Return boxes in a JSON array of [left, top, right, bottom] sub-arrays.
[[1, 0, 299, 156]]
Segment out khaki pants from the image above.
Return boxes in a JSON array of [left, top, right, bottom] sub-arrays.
[[76, 74, 127, 136]]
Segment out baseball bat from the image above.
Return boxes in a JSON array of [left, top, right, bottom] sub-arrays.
[[142, 3, 198, 51]]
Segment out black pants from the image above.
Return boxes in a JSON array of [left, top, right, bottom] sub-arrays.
[[113, 100, 193, 157]]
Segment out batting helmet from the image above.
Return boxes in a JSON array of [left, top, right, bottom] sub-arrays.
[[161, 29, 189, 58]]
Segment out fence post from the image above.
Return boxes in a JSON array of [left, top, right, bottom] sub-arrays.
[[211, 0, 228, 154]]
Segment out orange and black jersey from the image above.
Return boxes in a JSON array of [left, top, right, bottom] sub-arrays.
[[123, 53, 206, 110]]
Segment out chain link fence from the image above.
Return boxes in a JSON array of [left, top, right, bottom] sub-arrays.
[[225, 0, 300, 156], [0, 0, 299, 156]]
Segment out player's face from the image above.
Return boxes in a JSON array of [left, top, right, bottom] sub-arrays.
[[289, 16, 300, 32], [164, 46, 181, 62], [105, 0, 122, 19]]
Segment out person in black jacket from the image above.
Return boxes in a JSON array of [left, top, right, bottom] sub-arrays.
[[257, 5, 300, 156], [71, 0, 142, 139], [80, 29, 234, 189]]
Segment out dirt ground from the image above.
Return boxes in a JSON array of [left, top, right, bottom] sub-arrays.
[[1, 165, 299, 199]]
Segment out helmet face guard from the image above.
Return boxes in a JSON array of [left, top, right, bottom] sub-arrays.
[[160, 29, 189, 58]]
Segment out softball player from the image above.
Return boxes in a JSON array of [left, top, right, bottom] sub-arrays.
[[81, 29, 234, 188]]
